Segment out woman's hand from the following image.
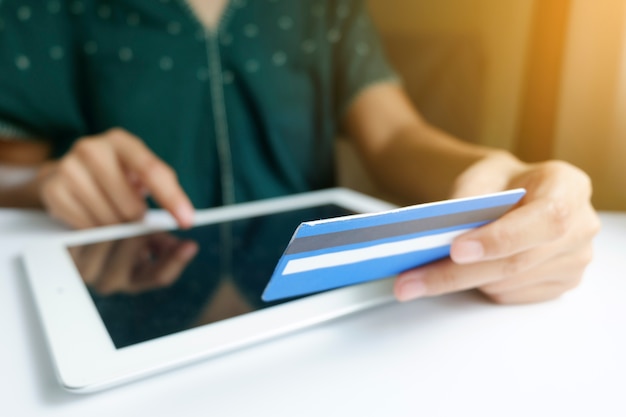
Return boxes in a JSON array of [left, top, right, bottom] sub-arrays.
[[394, 152, 601, 304], [38, 128, 194, 229]]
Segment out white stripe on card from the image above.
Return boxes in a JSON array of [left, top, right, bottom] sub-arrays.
[[281, 228, 471, 275]]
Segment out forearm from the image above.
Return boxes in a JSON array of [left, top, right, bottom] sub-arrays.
[[344, 83, 523, 204], [358, 119, 518, 203]]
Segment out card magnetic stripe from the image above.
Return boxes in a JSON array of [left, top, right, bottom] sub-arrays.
[[284, 205, 511, 256], [263, 206, 516, 302], [277, 224, 479, 276]]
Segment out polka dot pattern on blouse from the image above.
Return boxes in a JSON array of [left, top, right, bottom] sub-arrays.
[[1, 0, 387, 82], [0, 0, 398, 208]]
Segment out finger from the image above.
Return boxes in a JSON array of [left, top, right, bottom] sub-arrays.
[[41, 179, 96, 229], [128, 232, 183, 281], [147, 232, 184, 257], [449, 155, 521, 199], [394, 236, 594, 302], [394, 244, 554, 301], [72, 137, 147, 223], [480, 280, 582, 305], [126, 170, 150, 198], [94, 236, 146, 295], [134, 240, 198, 292], [107, 129, 194, 228], [77, 241, 116, 286], [59, 155, 123, 226], [450, 197, 572, 264], [479, 244, 593, 295]]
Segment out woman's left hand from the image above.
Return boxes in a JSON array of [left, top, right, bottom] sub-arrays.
[[394, 152, 601, 304]]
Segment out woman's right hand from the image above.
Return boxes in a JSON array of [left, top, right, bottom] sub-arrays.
[[38, 128, 194, 229]]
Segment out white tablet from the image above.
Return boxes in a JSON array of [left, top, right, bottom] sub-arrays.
[[22, 188, 397, 393]]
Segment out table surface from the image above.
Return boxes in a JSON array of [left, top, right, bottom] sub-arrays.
[[1, 209, 624, 417]]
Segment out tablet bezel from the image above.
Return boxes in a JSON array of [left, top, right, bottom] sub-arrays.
[[21, 188, 397, 393]]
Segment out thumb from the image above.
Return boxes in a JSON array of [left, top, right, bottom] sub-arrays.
[[449, 153, 525, 199]]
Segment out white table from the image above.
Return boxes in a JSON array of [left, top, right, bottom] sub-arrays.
[[1, 209, 624, 417]]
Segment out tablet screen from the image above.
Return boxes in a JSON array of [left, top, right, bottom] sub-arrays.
[[67, 205, 354, 349]]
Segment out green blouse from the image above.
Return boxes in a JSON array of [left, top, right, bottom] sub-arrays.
[[0, 0, 397, 208]]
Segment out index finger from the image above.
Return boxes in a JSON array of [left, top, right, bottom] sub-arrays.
[[107, 130, 195, 228], [450, 197, 571, 264]]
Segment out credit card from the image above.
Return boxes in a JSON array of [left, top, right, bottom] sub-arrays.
[[262, 189, 526, 302]]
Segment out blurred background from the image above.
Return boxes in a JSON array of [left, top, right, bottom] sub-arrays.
[[340, 0, 626, 211]]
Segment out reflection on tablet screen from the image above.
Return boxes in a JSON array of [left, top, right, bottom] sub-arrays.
[[67, 205, 354, 349]]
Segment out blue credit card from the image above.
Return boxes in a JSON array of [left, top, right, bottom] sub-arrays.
[[261, 189, 526, 302]]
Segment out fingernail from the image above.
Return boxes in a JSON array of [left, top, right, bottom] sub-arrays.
[[451, 240, 484, 264], [397, 274, 427, 301], [176, 204, 194, 228]]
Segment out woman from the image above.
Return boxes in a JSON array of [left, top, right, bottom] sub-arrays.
[[0, 0, 599, 304]]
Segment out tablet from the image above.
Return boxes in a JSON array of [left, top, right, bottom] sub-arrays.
[[22, 188, 398, 393]]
